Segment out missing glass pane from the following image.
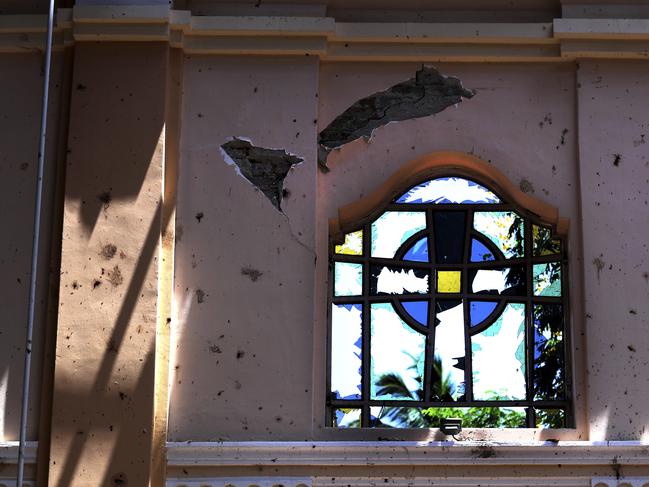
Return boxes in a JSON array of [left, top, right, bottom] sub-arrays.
[[371, 303, 426, 400], [533, 224, 561, 256], [335, 229, 363, 255], [472, 303, 526, 401], [473, 211, 525, 259], [533, 304, 565, 401], [371, 211, 426, 258], [331, 304, 362, 400], [395, 177, 500, 204], [432, 301, 466, 401], [533, 262, 562, 297], [370, 265, 429, 295]]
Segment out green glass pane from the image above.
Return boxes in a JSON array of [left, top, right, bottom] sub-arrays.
[[368, 406, 527, 428], [334, 262, 362, 296], [533, 304, 565, 401], [432, 301, 465, 401], [331, 304, 362, 400], [533, 224, 561, 256], [472, 303, 526, 400], [370, 303, 426, 400], [535, 408, 565, 428], [371, 211, 426, 258], [533, 262, 562, 297], [333, 408, 361, 428], [473, 211, 525, 259]]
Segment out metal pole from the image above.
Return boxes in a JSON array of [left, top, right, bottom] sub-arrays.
[[17, 0, 55, 485]]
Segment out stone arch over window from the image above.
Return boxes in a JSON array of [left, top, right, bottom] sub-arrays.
[[327, 152, 571, 429]]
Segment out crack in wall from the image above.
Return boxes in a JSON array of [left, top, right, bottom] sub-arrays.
[[220, 137, 303, 211], [317, 66, 475, 171]]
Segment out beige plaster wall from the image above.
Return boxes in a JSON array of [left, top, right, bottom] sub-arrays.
[[577, 60, 649, 442], [0, 52, 64, 442], [168, 55, 319, 441], [169, 60, 593, 441], [48, 43, 166, 486]]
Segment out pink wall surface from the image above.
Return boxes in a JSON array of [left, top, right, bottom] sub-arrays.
[[577, 60, 649, 441], [168, 60, 601, 441]]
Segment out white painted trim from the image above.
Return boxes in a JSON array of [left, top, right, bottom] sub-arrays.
[[0, 442, 38, 463], [166, 441, 649, 467]]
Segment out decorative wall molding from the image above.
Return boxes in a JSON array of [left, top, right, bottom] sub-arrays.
[[166, 441, 649, 468], [166, 477, 312, 487], [591, 479, 649, 487], [0, 442, 38, 487], [1, 7, 649, 60]]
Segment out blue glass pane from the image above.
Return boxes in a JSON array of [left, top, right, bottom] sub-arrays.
[[403, 237, 428, 262], [402, 301, 428, 326], [396, 177, 500, 204], [470, 301, 498, 327], [471, 238, 495, 262]]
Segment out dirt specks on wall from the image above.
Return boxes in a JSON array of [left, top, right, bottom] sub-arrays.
[[317, 66, 475, 170], [220, 138, 303, 211]]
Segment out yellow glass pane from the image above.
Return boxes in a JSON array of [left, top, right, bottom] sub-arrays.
[[335, 230, 363, 255], [437, 270, 461, 293]]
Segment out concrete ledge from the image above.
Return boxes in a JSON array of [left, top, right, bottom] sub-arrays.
[[166, 441, 649, 467]]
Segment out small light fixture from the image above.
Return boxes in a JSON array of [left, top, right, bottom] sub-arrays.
[[440, 418, 462, 436]]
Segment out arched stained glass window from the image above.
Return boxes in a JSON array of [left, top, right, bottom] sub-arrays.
[[328, 165, 571, 430]]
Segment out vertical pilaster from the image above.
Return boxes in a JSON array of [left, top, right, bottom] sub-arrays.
[[48, 42, 168, 486]]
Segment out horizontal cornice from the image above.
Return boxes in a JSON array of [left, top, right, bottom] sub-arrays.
[[1, 7, 649, 60]]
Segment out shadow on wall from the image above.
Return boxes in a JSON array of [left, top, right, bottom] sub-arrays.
[[65, 43, 166, 233], [47, 43, 170, 486]]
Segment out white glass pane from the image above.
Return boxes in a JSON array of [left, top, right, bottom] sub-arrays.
[[334, 262, 362, 296]]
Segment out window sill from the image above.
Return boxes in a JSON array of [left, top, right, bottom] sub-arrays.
[[166, 440, 649, 467]]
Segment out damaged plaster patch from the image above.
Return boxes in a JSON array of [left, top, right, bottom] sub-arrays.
[[220, 137, 303, 211], [317, 66, 475, 170]]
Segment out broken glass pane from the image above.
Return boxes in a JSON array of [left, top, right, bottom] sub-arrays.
[[370, 265, 429, 295], [403, 237, 429, 262], [533, 262, 562, 297], [470, 238, 496, 262], [368, 406, 527, 428], [370, 406, 428, 428], [470, 301, 498, 327], [437, 270, 462, 293], [533, 304, 564, 401], [421, 406, 527, 428], [371, 211, 426, 258], [472, 303, 526, 400], [473, 211, 525, 259], [432, 301, 465, 401], [370, 303, 426, 400], [395, 177, 501, 204], [535, 408, 565, 428], [331, 304, 363, 400], [335, 229, 363, 255], [333, 408, 361, 428], [470, 265, 526, 296], [334, 262, 362, 296], [433, 211, 466, 263], [401, 300, 428, 326], [533, 224, 561, 256]]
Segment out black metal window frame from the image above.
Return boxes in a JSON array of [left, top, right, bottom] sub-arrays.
[[327, 185, 573, 429]]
